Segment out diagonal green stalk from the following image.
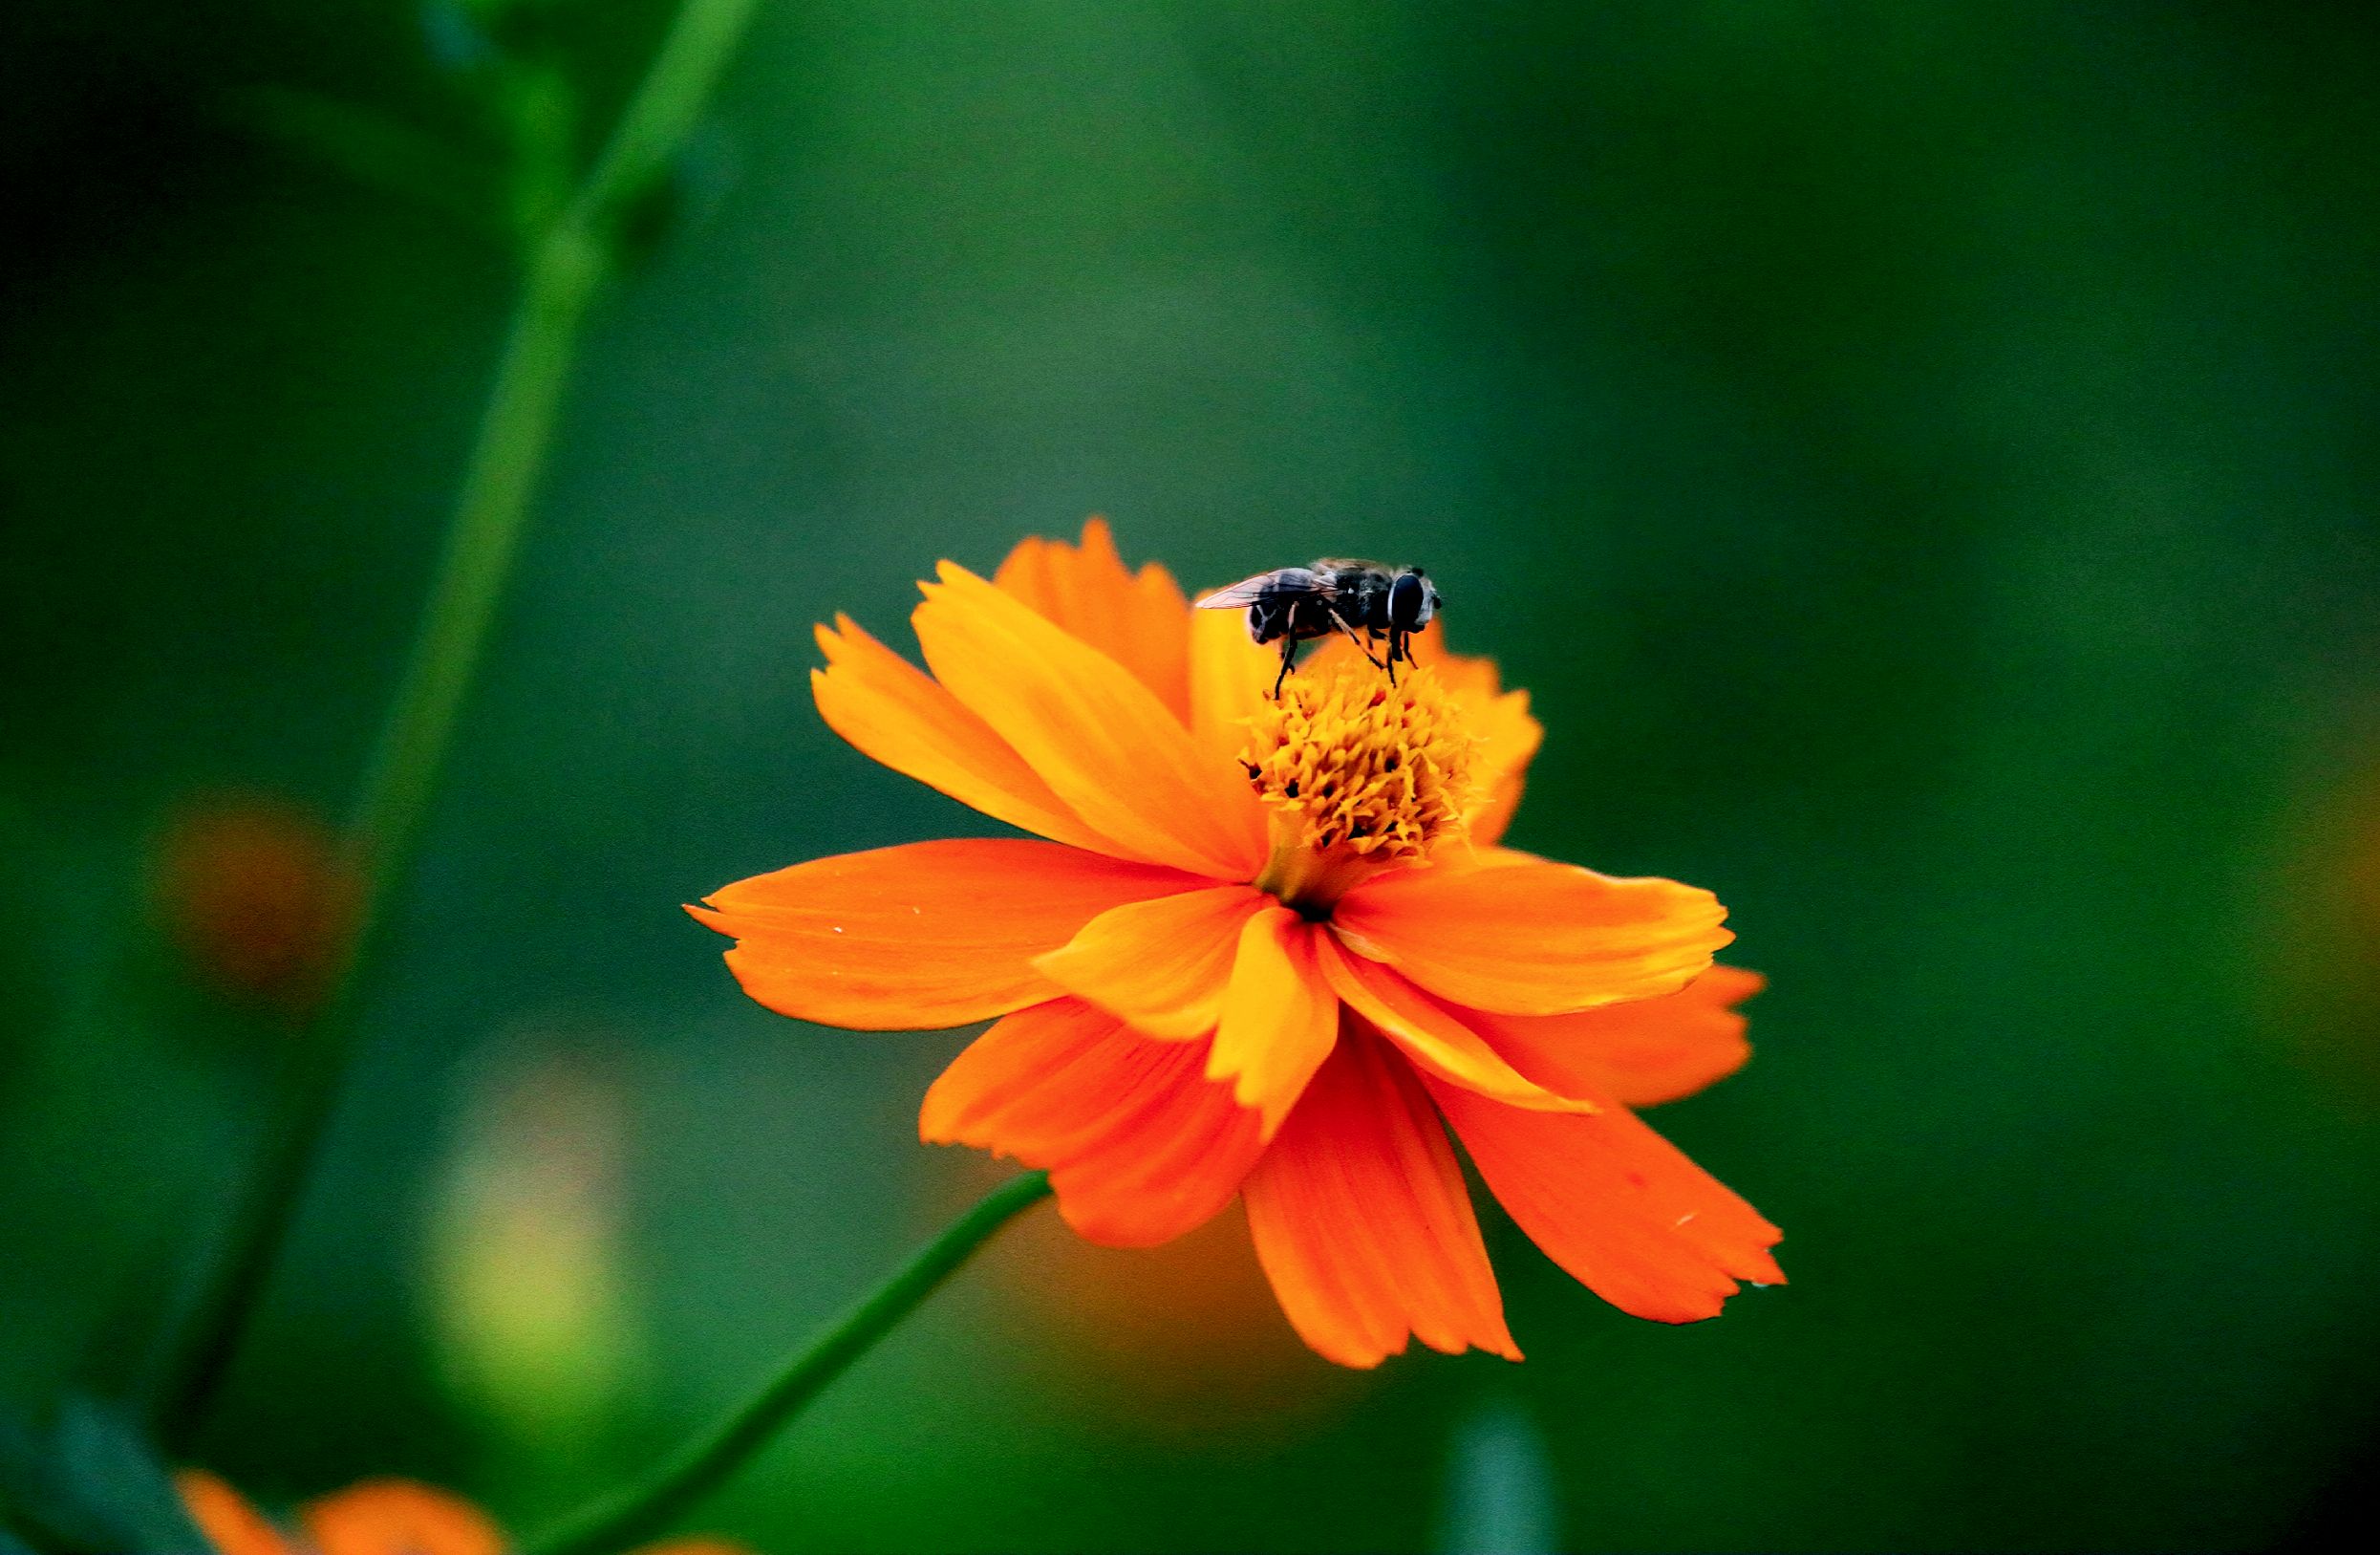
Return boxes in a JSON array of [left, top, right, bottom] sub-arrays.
[[147, 0, 764, 1454], [525, 1172, 1054, 1555], [147, 225, 602, 1450]]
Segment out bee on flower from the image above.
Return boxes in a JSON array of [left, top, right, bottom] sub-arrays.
[[693, 520, 1781, 1368]]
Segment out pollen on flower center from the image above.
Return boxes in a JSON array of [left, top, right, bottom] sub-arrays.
[[1239, 661, 1476, 866]]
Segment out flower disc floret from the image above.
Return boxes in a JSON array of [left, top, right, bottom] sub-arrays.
[[1239, 663, 1476, 860]]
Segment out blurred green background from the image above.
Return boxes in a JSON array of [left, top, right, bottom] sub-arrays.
[[6, 1, 2380, 1549]]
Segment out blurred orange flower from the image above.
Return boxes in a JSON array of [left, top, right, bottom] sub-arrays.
[[154, 795, 358, 1013], [976, 1169, 1369, 1436], [175, 1469, 741, 1555], [695, 520, 1782, 1367]]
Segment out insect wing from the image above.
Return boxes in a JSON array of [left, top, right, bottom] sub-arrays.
[[1194, 567, 1335, 610]]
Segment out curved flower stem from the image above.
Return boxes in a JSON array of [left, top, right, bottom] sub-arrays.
[[525, 1171, 1054, 1555], [146, 0, 763, 1455]]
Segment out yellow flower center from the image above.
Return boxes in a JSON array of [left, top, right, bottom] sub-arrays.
[[1241, 662, 1476, 907]]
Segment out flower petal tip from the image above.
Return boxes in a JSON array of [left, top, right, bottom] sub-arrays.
[[1224, 1070, 1297, 1142]]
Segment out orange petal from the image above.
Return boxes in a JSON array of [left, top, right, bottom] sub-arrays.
[[1240, 1031, 1519, 1368], [993, 518, 1192, 721], [913, 564, 1266, 878], [1472, 965, 1764, 1109], [177, 1471, 293, 1555], [1427, 1076, 1783, 1323], [1033, 884, 1267, 1038], [1188, 606, 1278, 771], [1466, 772, 1526, 850], [811, 614, 1113, 854], [1405, 631, 1541, 847], [693, 840, 1207, 1029], [1313, 932, 1594, 1112], [1459, 687, 1540, 847], [301, 1480, 504, 1555], [1210, 907, 1339, 1135], [1333, 853, 1730, 1015], [922, 998, 1264, 1246]]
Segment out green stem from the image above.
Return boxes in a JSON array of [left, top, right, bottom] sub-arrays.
[[146, 0, 764, 1454], [573, 0, 761, 230], [526, 1172, 1054, 1555], [148, 230, 600, 1451]]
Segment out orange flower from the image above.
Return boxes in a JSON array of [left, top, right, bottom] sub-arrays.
[[175, 1469, 740, 1555], [694, 520, 1782, 1367]]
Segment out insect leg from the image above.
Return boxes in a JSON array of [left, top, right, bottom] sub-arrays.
[[1328, 611, 1387, 670], [1272, 634, 1297, 698]]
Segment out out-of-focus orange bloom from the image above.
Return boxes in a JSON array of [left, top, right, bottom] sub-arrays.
[[154, 796, 358, 1013], [175, 1469, 741, 1555], [695, 520, 1781, 1368], [2345, 766, 2380, 965], [2267, 750, 2380, 1101], [975, 1165, 1368, 1435]]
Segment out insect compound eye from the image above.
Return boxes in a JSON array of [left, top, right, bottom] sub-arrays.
[[1389, 571, 1434, 630]]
